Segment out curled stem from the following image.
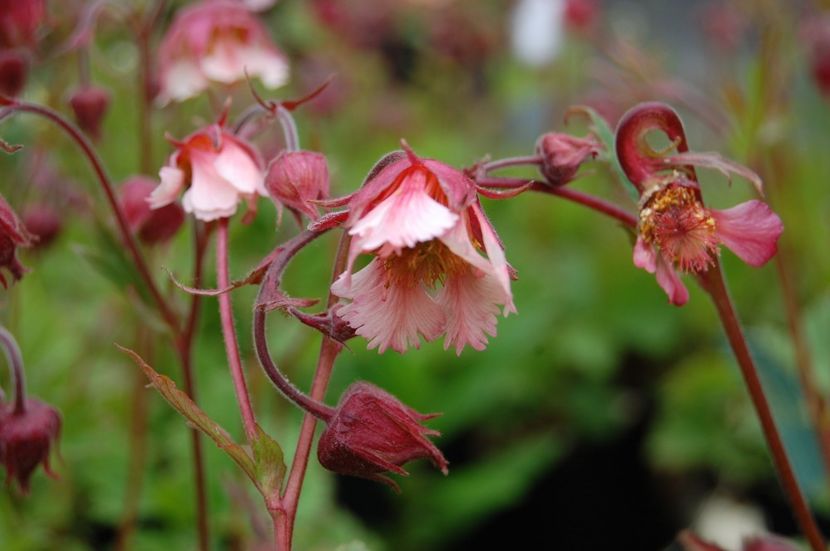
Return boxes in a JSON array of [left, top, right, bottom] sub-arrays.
[[0, 325, 26, 414], [277, 106, 299, 152]]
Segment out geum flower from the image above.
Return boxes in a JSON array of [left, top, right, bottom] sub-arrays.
[[156, 0, 289, 105], [633, 171, 782, 306], [149, 123, 266, 222], [331, 143, 516, 355], [0, 192, 35, 288]]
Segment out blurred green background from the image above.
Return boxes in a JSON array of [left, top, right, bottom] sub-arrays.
[[1, 0, 830, 549]]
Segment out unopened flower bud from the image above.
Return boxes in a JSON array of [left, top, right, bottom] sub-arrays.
[[536, 132, 601, 186], [265, 151, 330, 220], [68, 86, 110, 140], [317, 382, 447, 491], [0, 192, 35, 287], [22, 204, 61, 249], [0, 398, 61, 493], [0, 49, 27, 97], [120, 176, 185, 245]]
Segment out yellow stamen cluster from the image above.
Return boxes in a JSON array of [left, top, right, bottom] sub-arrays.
[[639, 185, 719, 273], [384, 240, 469, 289]]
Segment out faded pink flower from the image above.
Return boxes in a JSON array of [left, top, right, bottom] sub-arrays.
[[149, 125, 266, 221], [156, 0, 289, 105], [331, 145, 515, 355], [634, 178, 782, 306]]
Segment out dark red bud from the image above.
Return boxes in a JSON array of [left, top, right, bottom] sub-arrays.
[[22, 205, 61, 249], [0, 192, 35, 288], [0, 398, 61, 493], [535, 132, 601, 186], [0, 0, 46, 49], [68, 86, 110, 140], [120, 176, 185, 245], [265, 150, 330, 220], [564, 0, 599, 32], [0, 49, 27, 97], [317, 382, 448, 492]]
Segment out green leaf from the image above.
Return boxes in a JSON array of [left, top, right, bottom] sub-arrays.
[[117, 345, 258, 484], [568, 105, 639, 202], [253, 424, 286, 497]]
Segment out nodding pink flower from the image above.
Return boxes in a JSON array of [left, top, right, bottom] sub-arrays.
[[536, 132, 601, 186], [156, 0, 289, 105], [22, 205, 61, 249], [331, 144, 516, 355], [0, 398, 61, 493], [317, 382, 447, 492], [617, 102, 783, 306], [0, 193, 35, 288], [0, 0, 45, 49], [121, 176, 185, 245], [149, 124, 266, 222], [264, 150, 330, 221]]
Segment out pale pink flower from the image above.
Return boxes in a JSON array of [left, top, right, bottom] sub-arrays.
[[634, 179, 783, 306], [331, 146, 515, 355], [149, 125, 266, 221], [156, 0, 289, 105]]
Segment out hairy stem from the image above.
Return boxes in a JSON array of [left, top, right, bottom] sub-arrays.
[[281, 232, 351, 547], [481, 154, 542, 173], [699, 266, 826, 551], [0, 324, 26, 414], [216, 218, 258, 443]]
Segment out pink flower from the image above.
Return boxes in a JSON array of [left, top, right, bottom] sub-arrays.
[[536, 132, 601, 186], [149, 125, 266, 221], [264, 150, 329, 220], [0, 0, 45, 49], [0, 397, 61, 493], [156, 0, 289, 105], [633, 178, 782, 306], [331, 145, 515, 355], [0, 192, 35, 288]]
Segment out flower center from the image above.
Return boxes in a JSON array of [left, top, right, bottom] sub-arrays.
[[639, 184, 719, 272], [383, 240, 468, 289]]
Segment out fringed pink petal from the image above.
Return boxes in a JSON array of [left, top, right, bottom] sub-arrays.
[[182, 152, 240, 221], [149, 166, 185, 209], [349, 169, 458, 254], [346, 152, 408, 224], [439, 269, 504, 355], [632, 235, 657, 272], [655, 254, 689, 306], [157, 60, 208, 105], [711, 200, 783, 267], [332, 260, 445, 354]]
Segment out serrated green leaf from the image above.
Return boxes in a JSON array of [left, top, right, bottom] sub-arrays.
[[117, 345, 258, 484], [253, 424, 286, 497]]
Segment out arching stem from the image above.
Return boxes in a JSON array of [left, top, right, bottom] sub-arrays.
[[0, 325, 26, 414]]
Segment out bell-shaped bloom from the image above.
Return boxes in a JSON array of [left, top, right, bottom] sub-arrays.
[[633, 177, 782, 306], [68, 85, 110, 141], [0, 398, 61, 493], [121, 176, 185, 245], [264, 150, 329, 220], [22, 205, 61, 249], [149, 125, 266, 221], [317, 382, 447, 491], [156, 0, 289, 105], [331, 145, 515, 355], [0, 192, 35, 288]]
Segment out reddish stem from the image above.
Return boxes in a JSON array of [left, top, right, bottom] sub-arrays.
[[216, 218, 259, 443], [0, 101, 181, 337], [281, 233, 351, 547], [699, 266, 826, 551], [0, 325, 27, 414], [481, 154, 543, 173], [476, 176, 637, 227], [614, 101, 692, 192]]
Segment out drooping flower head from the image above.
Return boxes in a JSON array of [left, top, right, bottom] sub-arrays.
[[331, 143, 515, 354], [0, 192, 35, 288], [156, 0, 289, 105], [149, 122, 266, 222], [317, 382, 447, 492], [0, 0, 45, 49], [616, 102, 783, 306], [0, 397, 61, 493], [264, 150, 330, 221], [536, 131, 601, 186]]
